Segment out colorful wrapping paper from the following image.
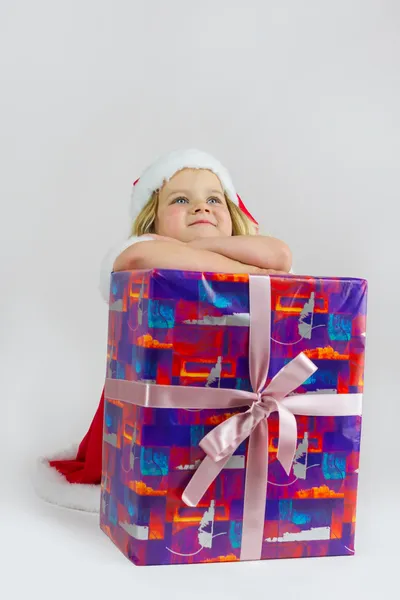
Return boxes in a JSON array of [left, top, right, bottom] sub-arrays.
[[100, 270, 367, 566]]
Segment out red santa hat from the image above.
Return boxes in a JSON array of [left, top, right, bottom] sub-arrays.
[[33, 150, 258, 514]]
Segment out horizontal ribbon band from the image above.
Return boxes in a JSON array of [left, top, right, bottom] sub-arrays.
[[105, 378, 361, 415]]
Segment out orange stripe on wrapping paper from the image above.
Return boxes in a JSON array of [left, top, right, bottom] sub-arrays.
[[212, 273, 249, 283], [122, 421, 141, 445], [268, 428, 323, 454], [172, 504, 229, 525], [137, 334, 173, 349], [127, 480, 167, 496], [203, 554, 239, 563], [275, 294, 329, 314], [303, 346, 349, 360], [123, 423, 135, 442], [128, 274, 150, 298], [129, 289, 144, 300], [294, 485, 344, 499], [181, 358, 235, 378]]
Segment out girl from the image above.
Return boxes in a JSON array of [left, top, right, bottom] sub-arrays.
[[35, 149, 292, 513]]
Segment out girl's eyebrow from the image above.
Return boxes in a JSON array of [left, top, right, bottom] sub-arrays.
[[168, 188, 224, 197], [167, 189, 191, 197], [166, 188, 225, 200]]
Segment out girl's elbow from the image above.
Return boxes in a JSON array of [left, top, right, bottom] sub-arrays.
[[280, 243, 293, 272], [113, 245, 145, 271]]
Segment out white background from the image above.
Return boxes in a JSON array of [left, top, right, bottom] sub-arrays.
[[1, 1, 399, 598]]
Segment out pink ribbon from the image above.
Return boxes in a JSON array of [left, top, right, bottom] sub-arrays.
[[104, 275, 363, 562]]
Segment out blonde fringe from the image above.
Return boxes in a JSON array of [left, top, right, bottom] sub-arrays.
[[130, 193, 257, 237]]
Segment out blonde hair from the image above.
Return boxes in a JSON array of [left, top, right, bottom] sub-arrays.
[[131, 192, 257, 237]]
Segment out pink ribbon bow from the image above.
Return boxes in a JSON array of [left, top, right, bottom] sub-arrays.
[[182, 352, 317, 509]]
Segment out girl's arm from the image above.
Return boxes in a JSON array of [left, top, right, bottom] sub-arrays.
[[113, 240, 283, 275], [187, 236, 292, 272]]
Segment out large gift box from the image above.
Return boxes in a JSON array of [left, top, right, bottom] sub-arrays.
[[100, 270, 367, 566]]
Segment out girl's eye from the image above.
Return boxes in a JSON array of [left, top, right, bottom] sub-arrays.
[[174, 197, 189, 204], [207, 197, 221, 204]]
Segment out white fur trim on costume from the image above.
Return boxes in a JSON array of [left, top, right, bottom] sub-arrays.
[[99, 235, 154, 303], [130, 149, 238, 224], [33, 445, 101, 513]]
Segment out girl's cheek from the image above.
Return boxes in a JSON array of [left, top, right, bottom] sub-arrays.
[[162, 206, 185, 225], [218, 206, 232, 221], [157, 207, 185, 235], [166, 205, 184, 217]]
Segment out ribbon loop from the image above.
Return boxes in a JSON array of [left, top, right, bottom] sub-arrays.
[[182, 351, 317, 509]]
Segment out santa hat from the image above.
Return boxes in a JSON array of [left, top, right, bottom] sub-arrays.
[[33, 150, 258, 514], [130, 148, 258, 226]]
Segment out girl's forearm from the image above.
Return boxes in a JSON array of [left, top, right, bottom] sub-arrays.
[[187, 236, 292, 272], [113, 241, 269, 275]]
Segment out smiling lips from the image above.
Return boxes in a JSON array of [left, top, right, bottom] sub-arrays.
[[189, 220, 215, 226]]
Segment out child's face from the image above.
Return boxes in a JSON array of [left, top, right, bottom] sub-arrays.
[[155, 169, 233, 242]]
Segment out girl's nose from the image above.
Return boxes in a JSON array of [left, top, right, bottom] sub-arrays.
[[193, 201, 210, 213]]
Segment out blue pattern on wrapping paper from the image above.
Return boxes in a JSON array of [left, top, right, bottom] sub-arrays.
[[322, 453, 347, 480], [140, 447, 170, 476], [198, 279, 250, 313], [328, 314, 352, 341]]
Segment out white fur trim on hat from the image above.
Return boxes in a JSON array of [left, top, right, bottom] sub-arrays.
[[130, 149, 238, 224], [33, 446, 100, 513]]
